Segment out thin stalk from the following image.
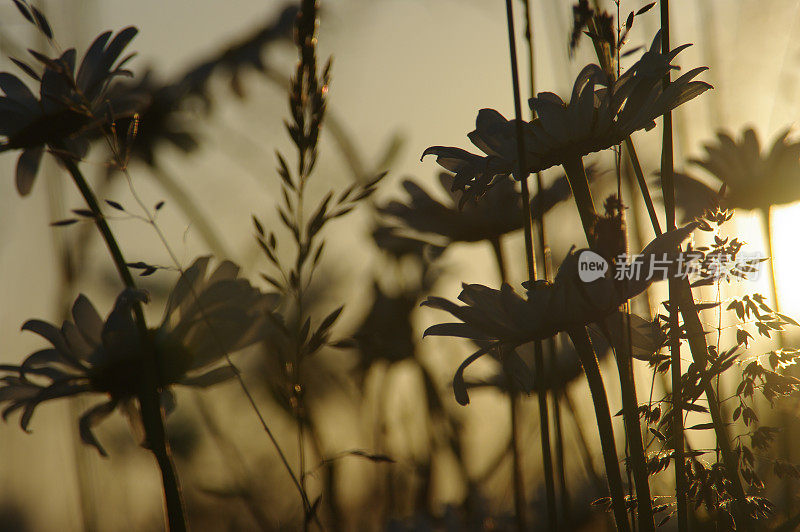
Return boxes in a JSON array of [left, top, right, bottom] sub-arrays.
[[490, 237, 527, 532], [659, 3, 687, 528], [624, 138, 662, 235], [57, 153, 187, 531], [504, 1, 557, 528], [567, 327, 632, 532], [675, 280, 752, 531], [522, 0, 569, 519], [608, 316, 655, 532], [562, 155, 654, 531]]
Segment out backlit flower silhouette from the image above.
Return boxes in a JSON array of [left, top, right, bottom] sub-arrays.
[[689, 127, 800, 212], [422, 223, 695, 404], [422, 32, 711, 199], [0, 257, 275, 455], [379, 171, 580, 243], [0, 27, 138, 195]]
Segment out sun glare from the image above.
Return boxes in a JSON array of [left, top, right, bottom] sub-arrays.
[[768, 204, 800, 317]]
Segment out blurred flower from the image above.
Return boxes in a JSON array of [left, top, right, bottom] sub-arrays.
[[689, 128, 800, 212], [379, 171, 581, 242], [422, 32, 711, 199], [352, 282, 417, 372], [104, 72, 198, 167], [102, 5, 299, 168], [422, 223, 694, 404], [0, 257, 275, 455], [0, 27, 139, 195]]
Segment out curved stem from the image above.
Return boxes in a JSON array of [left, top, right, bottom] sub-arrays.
[[58, 153, 187, 531]]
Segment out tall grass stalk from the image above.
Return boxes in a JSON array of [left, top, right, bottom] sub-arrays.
[[503, 1, 556, 528], [56, 151, 188, 531], [658, 2, 688, 530], [521, 0, 569, 520]]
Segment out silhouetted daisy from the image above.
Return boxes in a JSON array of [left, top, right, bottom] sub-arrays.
[[379, 171, 580, 242], [690, 128, 800, 212], [423, 32, 710, 199], [0, 257, 275, 455], [0, 27, 138, 195], [422, 223, 694, 404]]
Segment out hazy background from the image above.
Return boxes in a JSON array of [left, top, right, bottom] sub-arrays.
[[1, 0, 800, 529]]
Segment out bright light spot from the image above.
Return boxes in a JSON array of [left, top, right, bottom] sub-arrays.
[[766, 203, 800, 317]]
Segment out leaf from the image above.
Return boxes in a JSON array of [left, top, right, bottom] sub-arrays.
[[347, 449, 395, 463], [10, 58, 40, 81], [15, 146, 44, 196], [30, 6, 53, 39], [51, 219, 79, 227], [318, 306, 343, 332], [637, 2, 656, 15], [12, 0, 34, 24], [105, 200, 125, 211], [253, 215, 265, 237], [686, 422, 715, 431]]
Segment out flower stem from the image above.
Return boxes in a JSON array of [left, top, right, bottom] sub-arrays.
[[623, 138, 662, 235], [57, 152, 187, 531], [562, 155, 654, 531], [567, 327, 631, 532], [659, 2, 688, 528], [503, 1, 557, 528]]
